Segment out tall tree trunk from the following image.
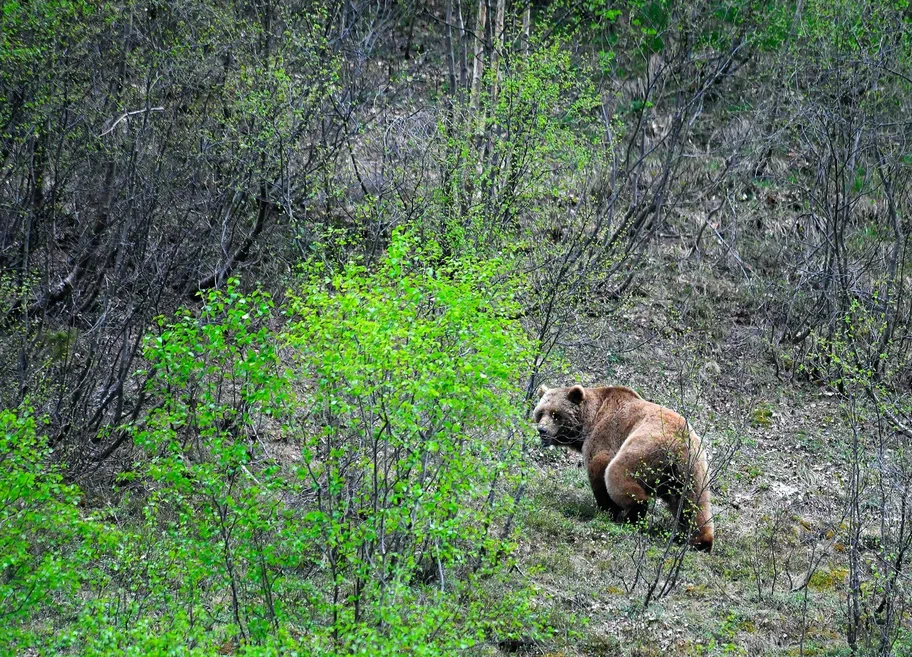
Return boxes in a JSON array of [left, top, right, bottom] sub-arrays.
[[491, 0, 506, 100], [470, 0, 487, 108], [445, 0, 458, 96], [457, 0, 469, 90], [522, 2, 531, 55]]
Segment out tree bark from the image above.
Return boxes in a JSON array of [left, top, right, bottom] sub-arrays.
[[445, 0, 458, 96], [470, 0, 487, 108], [491, 0, 506, 100], [522, 2, 531, 55]]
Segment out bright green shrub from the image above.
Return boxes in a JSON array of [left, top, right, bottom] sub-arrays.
[[284, 228, 535, 652], [0, 409, 95, 654], [119, 282, 294, 646], [41, 230, 541, 654]]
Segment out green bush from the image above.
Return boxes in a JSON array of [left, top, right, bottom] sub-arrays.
[[14, 229, 541, 654], [0, 409, 96, 654], [284, 228, 536, 652]]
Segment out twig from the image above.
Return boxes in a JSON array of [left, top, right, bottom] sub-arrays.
[[99, 107, 165, 137], [867, 387, 912, 439]]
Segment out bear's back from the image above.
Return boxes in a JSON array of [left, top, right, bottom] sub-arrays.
[[590, 386, 692, 452]]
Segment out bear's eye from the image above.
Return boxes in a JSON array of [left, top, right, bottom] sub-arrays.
[[551, 411, 560, 420]]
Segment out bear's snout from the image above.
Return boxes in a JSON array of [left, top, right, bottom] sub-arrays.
[[537, 425, 553, 447]]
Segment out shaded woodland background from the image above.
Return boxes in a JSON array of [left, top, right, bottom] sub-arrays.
[[2, 0, 912, 654]]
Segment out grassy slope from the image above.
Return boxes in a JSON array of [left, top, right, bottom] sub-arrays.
[[505, 245, 854, 656], [344, 18, 885, 656]]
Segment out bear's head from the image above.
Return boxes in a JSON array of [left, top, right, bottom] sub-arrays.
[[532, 384, 586, 450]]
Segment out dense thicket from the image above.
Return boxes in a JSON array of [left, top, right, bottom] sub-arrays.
[[1, 1, 346, 465], [2, 0, 911, 654]]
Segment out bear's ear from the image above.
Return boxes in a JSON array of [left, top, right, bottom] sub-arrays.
[[537, 384, 549, 398], [567, 385, 584, 405]]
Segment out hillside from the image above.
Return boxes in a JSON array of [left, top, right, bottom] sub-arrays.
[[515, 246, 855, 656], [1, 1, 911, 655]]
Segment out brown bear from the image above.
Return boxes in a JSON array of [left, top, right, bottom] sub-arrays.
[[532, 384, 714, 552]]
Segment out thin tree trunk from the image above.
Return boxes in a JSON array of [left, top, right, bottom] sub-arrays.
[[457, 0, 469, 90], [491, 0, 506, 100], [470, 0, 487, 108], [445, 0, 458, 96], [522, 2, 531, 55]]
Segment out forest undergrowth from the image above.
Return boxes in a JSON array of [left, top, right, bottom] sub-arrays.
[[2, 0, 911, 655]]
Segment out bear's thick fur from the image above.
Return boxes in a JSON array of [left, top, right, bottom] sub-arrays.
[[533, 384, 714, 552]]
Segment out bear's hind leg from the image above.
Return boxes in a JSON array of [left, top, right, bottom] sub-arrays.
[[662, 493, 695, 541], [605, 452, 650, 524], [663, 485, 714, 551], [588, 452, 623, 518]]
